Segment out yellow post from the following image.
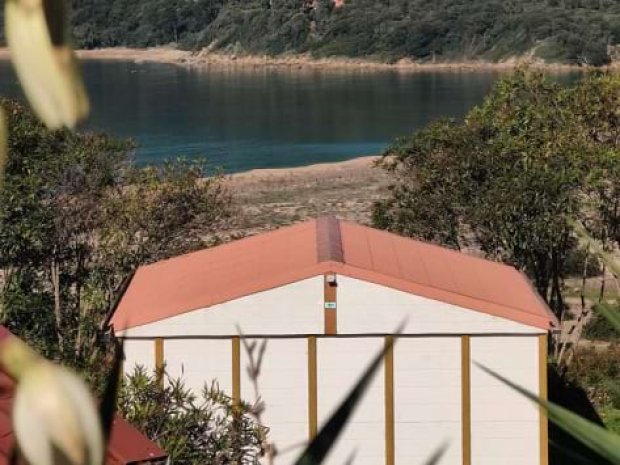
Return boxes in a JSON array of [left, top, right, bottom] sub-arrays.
[[232, 336, 241, 405], [155, 338, 164, 387], [539, 334, 549, 465], [308, 336, 318, 439], [461, 336, 471, 465], [385, 336, 395, 465]]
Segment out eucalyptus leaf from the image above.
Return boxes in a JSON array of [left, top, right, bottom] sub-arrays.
[[5, 0, 89, 128], [477, 363, 620, 465]]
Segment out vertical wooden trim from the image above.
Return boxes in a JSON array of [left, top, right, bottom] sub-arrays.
[[461, 336, 471, 465], [232, 337, 241, 405], [324, 274, 337, 334], [308, 336, 318, 439], [155, 338, 164, 387], [384, 336, 395, 465], [539, 334, 549, 465]]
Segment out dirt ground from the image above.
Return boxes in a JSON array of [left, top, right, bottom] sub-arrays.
[[222, 155, 389, 238]]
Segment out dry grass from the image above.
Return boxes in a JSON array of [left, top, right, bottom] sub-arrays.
[[221, 156, 389, 239]]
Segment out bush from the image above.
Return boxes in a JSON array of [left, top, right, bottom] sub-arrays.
[[119, 367, 266, 465], [565, 345, 620, 406]]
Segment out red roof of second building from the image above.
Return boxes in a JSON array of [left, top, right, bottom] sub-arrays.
[[111, 217, 558, 331]]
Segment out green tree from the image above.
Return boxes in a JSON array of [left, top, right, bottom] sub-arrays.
[[0, 98, 230, 374], [373, 71, 620, 321]]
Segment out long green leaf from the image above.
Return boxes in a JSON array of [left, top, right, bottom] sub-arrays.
[[294, 328, 403, 465], [0, 107, 6, 188], [571, 219, 620, 279], [477, 364, 620, 465], [99, 340, 124, 446], [423, 443, 448, 465], [597, 303, 620, 333]]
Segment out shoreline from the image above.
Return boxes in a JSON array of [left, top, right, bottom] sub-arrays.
[[0, 47, 600, 73], [75, 47, 591, 73], [230, 155, 381, 182]]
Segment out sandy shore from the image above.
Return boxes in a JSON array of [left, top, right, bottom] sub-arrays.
[[225, 155, 388, 237], [0, 46, 590, 73]]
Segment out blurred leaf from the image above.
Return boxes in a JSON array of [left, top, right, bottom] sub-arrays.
[[99, 341, 123, 445], [5, 0, 89, 128], [294, 329, 401, 465], [0, 107, 6, 187], [424, 443, 448, 465], [477, 363, 620, 465], [572, 219, 620, 279], [596, 303, 620, 334]]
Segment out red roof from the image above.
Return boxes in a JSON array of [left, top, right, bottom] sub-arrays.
[[111, 217, 557, 331], [0, 327, 166, 465]]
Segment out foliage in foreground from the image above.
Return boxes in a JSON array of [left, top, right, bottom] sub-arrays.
[[119, 367, 266, 465], [0, 98, 231, 381], [374, 70, 620, 322], [584, 304, 620, 342]]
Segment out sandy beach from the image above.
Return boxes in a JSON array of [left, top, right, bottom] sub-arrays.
[[3, 46, 590, 73]]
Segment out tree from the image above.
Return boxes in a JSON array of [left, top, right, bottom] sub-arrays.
[[373, 70, 620, 321], [0, 98, 231, 373]]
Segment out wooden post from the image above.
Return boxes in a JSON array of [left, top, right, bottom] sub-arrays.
[[461, 336, 471, 465], [384, 336, 395, 465], [308, 336, 318, 439], [324, 274, 337, 334], [232, 337, 241, 405], [539, 334, 549, 465], [155, 338, 164, 387]]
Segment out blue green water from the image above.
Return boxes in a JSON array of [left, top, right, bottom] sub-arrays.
[[0, 60, 508, 172]]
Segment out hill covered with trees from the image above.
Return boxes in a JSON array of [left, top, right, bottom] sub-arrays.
[[64, 0, 620, 66]]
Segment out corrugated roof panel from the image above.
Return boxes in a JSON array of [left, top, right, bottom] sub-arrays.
[[339, 221, 374, 270]]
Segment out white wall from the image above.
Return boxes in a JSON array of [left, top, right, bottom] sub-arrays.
[[470, 337, 540, 465], [394, 337, 461, 464], [241, 338, 309, 463], [123, 339, 155, 375], [337, 276, 541, 335], [117, 277, 324, 337], [317, 337, 385, 465], [164, 339, 232, 393]]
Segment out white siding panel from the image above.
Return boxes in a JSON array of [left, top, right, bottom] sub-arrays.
[[123, 339, 155, 375], [338, 276, 540, 334], [119, 277, 323, 337], [471, 337, 539, 465], [318, 338, 384, 465], [394, 338, 461, 464], [164, 339, 232, 394], [241, 338, 308, 463]]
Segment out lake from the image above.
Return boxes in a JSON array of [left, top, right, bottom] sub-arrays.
[[0, 60, 504, 172]]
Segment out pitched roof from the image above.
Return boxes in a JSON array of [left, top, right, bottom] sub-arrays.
[[111, 217, 557, 331], [0, 327, 167, 465]]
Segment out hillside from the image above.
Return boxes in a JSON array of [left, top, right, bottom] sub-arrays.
[[64, 0, 620, 66]]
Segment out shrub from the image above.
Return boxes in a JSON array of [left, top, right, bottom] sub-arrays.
[[118, 367, 266, 465]]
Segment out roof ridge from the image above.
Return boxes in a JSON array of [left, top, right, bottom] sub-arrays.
[[316, 216, 344, 263]]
